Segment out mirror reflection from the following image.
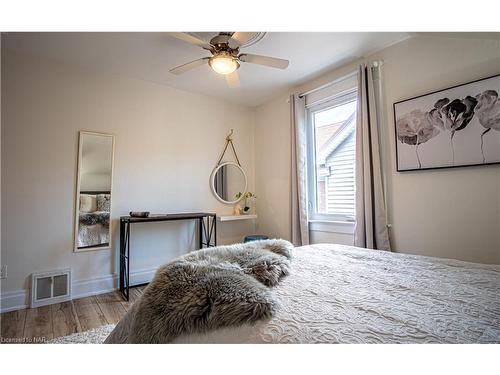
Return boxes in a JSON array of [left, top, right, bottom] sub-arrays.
[[75, 132, 114, 251], [212, 162, 247, 204]]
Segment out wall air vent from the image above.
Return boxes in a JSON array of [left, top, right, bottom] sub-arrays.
[[31, 268, 71, 308]]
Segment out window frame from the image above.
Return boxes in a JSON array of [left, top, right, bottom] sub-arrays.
[[306, 89, 358, 224]]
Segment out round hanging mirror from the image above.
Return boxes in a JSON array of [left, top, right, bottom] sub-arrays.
[[210, 162, 247, 204]]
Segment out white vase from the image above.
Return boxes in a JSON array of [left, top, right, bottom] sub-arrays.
[[233, 204, 242, 215]]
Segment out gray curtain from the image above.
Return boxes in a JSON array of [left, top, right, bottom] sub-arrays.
[[290, 94, 309, 246], [354, 64, 391, 251]]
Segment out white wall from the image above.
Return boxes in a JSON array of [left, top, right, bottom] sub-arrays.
[[1, 49, 256, 311], [254, 35, 500, 264], [254, 95, 291, 240]]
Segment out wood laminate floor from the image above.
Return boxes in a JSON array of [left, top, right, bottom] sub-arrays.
[[0, 286, 145, 343]]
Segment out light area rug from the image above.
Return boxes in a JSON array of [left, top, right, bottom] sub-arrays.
[[48, 324, 115, 344]]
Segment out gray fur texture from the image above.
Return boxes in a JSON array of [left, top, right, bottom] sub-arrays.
[[105, 239, 293, 344]]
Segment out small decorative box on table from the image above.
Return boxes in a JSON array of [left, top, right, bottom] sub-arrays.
[[119, 212, 217, 300]]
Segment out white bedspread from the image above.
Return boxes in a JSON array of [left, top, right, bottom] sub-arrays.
[[171, 244, 500, 343]]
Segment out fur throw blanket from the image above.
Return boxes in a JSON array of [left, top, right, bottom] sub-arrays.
[[104, 239, 293, 344], [79, 211, 110, 226]]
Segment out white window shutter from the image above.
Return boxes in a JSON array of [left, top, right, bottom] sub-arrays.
[[325, 131, 356, 218]]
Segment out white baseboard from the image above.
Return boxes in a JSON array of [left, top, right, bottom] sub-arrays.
[[0, 290, 28, 313], [0, 267, 158, 313]]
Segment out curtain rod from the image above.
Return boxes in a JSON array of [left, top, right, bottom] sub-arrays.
[[297, 61, 383, 98], [298, 70, 357, 98]]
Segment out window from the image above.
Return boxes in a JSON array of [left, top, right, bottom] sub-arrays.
[[307, 90, 357, 223]]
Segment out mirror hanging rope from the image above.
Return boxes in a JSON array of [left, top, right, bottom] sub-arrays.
[[216, 129, 241, 166]]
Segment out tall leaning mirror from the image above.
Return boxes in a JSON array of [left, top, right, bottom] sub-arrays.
[[74, 131, 115, 252]]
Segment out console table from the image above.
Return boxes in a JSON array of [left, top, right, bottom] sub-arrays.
[[119, 212, 216, 300]]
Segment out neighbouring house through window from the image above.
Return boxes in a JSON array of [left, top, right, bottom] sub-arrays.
[[307, 90, 357, 222]]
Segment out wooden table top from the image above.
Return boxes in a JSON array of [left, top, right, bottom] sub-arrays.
[[120, 212, 216, 223]]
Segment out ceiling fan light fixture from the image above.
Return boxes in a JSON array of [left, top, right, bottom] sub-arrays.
[[209, 54, 239, 75]]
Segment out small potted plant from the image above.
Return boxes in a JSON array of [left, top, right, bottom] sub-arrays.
[[235, 191, 256, 215]]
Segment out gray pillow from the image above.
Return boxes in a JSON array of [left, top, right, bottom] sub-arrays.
[[96, 194, 111, 212]]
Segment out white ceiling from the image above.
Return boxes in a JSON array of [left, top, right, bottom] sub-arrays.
[[2, 32, 411, 107]]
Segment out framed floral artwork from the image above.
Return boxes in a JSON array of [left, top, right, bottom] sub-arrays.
[[393, 74, 500, 172]]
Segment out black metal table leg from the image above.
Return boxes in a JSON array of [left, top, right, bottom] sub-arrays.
[[126, 222, 130, 301], [198, 218, 203, 249], [119, 219, 125, 293], [120, 221, 130, 301], [214, 214, 217, 246], [203, 217, 208, 247], [207, 215, 213, 247]]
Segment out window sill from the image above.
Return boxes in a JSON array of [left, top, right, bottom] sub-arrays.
[[309, 220, 355, 234]]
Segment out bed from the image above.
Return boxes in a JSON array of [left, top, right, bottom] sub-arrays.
[[77, 193, 110, 248], [106, 243, 500, 344]]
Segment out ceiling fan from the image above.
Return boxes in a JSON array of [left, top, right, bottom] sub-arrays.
[[169, 32, 289, 87]]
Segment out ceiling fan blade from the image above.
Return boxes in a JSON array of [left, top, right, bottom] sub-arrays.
[[169, 33, 212, 50], [169, 57, 210, 75], [229, 32, 257, 48], [239, 54, 289, 69], [225, 71, 240, 88]]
